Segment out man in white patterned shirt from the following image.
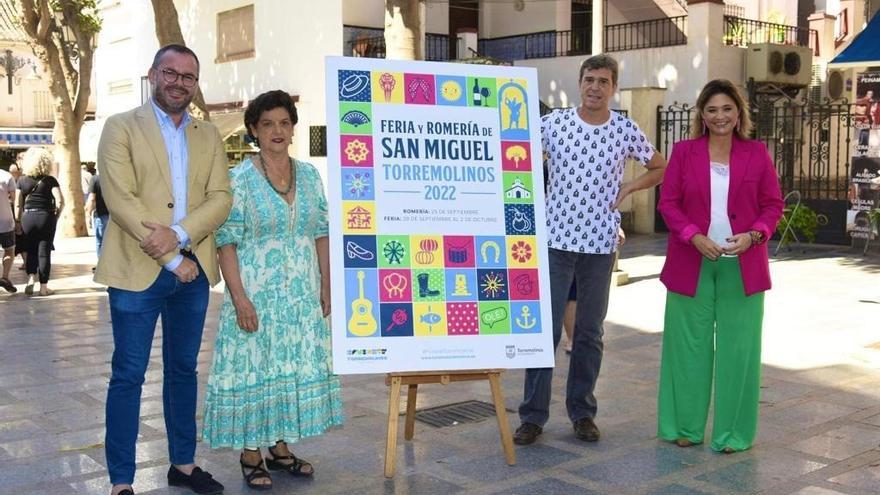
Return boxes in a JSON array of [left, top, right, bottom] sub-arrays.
[[515, 54, 667, 445]]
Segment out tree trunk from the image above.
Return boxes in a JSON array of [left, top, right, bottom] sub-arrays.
[[53, 122, 85, 237], [150, 0, 210, 121], [384, 0, 424, 60]]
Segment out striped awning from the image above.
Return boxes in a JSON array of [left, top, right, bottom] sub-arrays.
[[0, 128, 53, 147]]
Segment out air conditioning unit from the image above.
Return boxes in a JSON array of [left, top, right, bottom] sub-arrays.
[[825, 68, 854, 100], [746, 43, 813, 87]]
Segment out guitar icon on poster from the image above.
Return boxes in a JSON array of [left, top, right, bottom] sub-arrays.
[[348, 270, 378, 337]]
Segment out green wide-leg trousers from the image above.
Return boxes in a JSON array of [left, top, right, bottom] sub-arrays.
[[657, 257, 764, 452]]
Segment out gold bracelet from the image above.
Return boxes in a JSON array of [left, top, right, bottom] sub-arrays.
[[749, 230, 764, 245]]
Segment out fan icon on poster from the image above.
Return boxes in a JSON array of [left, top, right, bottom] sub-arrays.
[[346, 206, 372, 230], [513, 274, 533, 295], [344, 139, 370, 164], [383, 240, 405, 264]]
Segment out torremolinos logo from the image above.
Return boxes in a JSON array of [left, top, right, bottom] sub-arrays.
[[505, 345, 516, 359]]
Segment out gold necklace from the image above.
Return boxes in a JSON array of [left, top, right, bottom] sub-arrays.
[[258, 153, 294, 196]]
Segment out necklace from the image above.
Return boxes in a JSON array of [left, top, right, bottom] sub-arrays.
[[258, 153, 294, 196]]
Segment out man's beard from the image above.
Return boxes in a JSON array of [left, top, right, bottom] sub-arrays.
[[154, 86, 192, 115]]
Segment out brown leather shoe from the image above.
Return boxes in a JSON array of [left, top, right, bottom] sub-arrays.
[[513, 422, 543, 445], [675, 438, 695, 447], [573, 417, 600, 442]]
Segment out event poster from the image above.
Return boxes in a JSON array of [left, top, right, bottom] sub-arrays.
[[848, 72, 880, 240], [325, 57, 554, 374]]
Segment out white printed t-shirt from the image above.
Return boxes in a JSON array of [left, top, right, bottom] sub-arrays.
[[542, 108, 655, 254]]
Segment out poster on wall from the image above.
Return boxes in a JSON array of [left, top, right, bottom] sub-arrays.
[[848, 72, 880, 240], [325, 57, 554, 374]]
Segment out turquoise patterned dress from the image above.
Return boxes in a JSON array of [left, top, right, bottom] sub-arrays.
[[202, 158, 344, 449]]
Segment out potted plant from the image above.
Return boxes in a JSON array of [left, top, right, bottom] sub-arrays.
[[776, 204, 819, 248]]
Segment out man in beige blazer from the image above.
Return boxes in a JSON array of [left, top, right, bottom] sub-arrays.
[[96, 44, 231, 495]]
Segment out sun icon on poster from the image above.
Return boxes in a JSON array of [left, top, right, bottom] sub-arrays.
[[344, 139, 370, 164], [480, 271, 506, 298], [345, 171, 371, 198], [440, 80, 462, 102]]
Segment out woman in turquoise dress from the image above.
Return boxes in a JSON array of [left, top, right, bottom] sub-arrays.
[[202, 90, 343, 490]]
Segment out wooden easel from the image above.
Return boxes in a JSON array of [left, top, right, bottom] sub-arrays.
[[383, 369, 516, 477]]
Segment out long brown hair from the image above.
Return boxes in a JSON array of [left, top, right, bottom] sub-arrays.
[[690, 79, 753, 140]]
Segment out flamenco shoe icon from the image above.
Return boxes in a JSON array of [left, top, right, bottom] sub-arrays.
[[346, 241, 374, 261]]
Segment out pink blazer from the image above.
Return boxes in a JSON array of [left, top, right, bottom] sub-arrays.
[[657, 136, 784, 297]]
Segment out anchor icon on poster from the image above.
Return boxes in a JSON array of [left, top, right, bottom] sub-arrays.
[[515, 305, 536, 330]]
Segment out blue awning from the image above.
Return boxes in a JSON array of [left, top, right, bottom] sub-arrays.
[[829, 11, 880, 68], [0, 129, 53, 148]]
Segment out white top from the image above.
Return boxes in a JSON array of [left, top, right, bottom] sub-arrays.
[[707, 161, 734, 251], [0, 169, 15, 233], [542, 108, 655, 254]]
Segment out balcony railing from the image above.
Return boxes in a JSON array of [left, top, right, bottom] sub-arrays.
[[346, 33, 451, 61], [604, 15, 687, 52], [723, 16, 819, 56], [478, 28, 592, 61]]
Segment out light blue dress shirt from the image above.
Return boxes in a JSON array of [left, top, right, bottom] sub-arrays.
[[150, 99, 192, 272]]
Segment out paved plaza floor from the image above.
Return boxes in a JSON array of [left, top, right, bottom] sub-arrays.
[[1, 234, 879, 495]]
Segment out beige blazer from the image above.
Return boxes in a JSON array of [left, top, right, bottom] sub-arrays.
[[94, 102, 232, 291]]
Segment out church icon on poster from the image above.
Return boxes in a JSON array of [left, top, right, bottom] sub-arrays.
[[499, 80, 529, 141]]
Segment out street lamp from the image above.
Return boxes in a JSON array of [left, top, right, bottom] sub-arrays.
[[1, 49, 29, 95], [54, 11, 96, 62]]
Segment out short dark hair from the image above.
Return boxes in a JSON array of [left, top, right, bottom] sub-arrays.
[[152, 44, 200, 71], [244, 90, 299, 145], [579, 54, 618, 85]]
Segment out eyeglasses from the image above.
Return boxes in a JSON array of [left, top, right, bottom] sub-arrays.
[[159, 68, 198, 88]]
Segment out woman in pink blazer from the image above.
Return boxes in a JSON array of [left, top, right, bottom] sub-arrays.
[[656, 79, 783, 453]]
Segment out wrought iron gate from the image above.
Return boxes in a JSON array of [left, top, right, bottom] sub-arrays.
[[656, 100, 853, 244]]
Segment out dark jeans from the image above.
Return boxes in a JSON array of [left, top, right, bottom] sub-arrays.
[[105, 264, 209, 485], [93, 213, 109, 256], [21, 210, 57, 283], [519, 248, 615, 426]]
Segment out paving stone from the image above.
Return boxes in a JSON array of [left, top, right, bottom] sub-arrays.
[[788, 425, 880, 461], [827, 465, 880, 492], [569, 444, 709, 486], [695, 449, 827, 493], [490, 477, 602, 495]]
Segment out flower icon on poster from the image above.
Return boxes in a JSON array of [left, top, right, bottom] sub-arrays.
[[511, 240, 532, 263], [345, 171, 372, 198], [344, 139, 370, 164]]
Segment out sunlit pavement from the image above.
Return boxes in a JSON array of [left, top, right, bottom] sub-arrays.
[[1, 234, 879, 495]]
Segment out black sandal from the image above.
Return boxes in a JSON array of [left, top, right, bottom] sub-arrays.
[[265, 446, 314, 477], [239, 453, 273, 490]]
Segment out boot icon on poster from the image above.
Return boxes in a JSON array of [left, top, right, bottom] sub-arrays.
[[416, 273, 440, 298]]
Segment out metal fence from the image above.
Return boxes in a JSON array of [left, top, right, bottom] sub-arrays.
[[722, 16, 819, 55], [478, 28, 591, 61], [605, 15, 687, 52], [344, 31, 451, 61], [655, 101, 853, 242]]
